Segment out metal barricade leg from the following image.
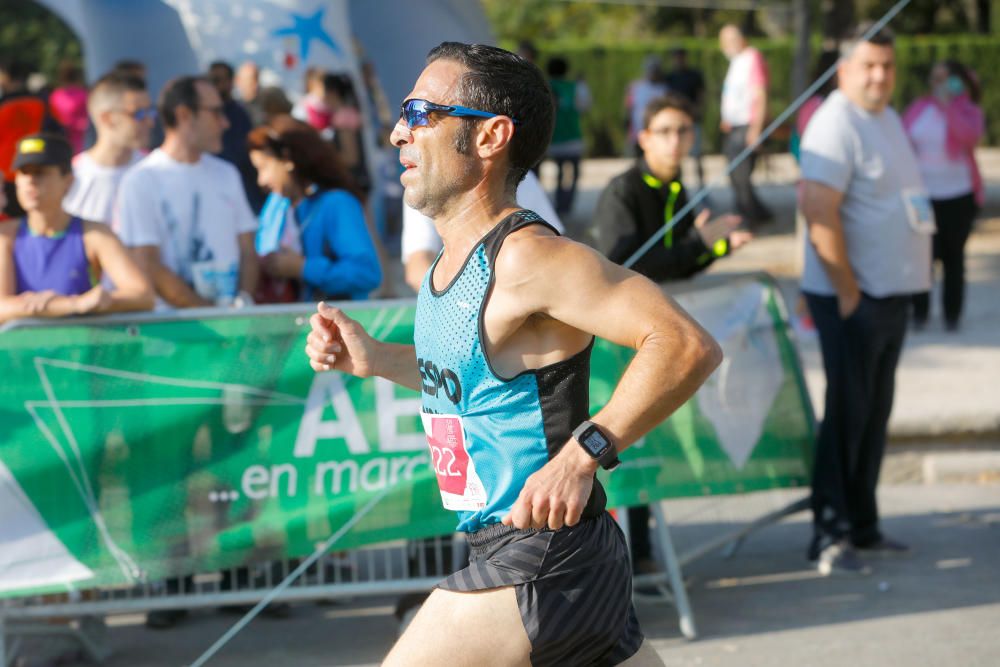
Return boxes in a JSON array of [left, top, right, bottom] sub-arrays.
[[0, 614, 7, 667], [650, 503, 698, 640]]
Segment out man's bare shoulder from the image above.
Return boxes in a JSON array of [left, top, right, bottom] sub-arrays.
[[493, 226, 601, 288]]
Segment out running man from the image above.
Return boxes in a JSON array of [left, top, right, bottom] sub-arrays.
[[305, 42, 721, 666]]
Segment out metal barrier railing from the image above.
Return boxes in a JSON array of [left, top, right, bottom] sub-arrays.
[[0, 535, 466, 665]]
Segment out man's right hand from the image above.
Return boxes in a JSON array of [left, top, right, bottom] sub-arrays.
[[838, 290, 862, 319], [305, 302, 378, 377], [20, 290, 57, 315]]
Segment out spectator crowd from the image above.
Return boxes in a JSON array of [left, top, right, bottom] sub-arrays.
[[0, 56, 393, 323], [0, 21, 987, 585]]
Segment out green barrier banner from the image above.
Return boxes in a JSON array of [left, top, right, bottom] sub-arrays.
[[0, 276, 813, 599]]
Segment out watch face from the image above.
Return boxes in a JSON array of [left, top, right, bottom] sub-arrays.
[[581, 428, 609, 456]]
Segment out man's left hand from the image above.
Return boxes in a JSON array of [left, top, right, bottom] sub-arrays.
[[502, 440, 598, 531], [262, 248, 305, 279]]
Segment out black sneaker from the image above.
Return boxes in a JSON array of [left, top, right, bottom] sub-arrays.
[[817, 540, 871, 577], [854, 536, 910, 559]]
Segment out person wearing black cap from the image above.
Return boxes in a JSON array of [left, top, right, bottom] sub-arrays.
[[0, 133, 153, 322]]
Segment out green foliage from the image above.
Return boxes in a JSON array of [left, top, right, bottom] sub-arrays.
[[531, 35, 999, 156], [0, 0, 82, 85]]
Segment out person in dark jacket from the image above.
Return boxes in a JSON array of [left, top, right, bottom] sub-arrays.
[[591, 93, 750, 282], [590, 93, 751, 573]]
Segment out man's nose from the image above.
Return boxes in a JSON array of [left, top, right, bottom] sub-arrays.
[[390, 119, 412, 147]]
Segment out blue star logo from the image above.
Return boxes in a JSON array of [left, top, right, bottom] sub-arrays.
[[271, 7, 341, 61]]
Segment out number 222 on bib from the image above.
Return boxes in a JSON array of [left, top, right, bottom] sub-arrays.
[[420, 412, 487, 511]]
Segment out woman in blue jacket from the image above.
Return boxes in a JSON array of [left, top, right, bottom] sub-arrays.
[[248, 115, 381, 302]]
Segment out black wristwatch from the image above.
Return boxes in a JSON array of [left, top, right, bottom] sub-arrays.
[[572, 421, 621, 471]]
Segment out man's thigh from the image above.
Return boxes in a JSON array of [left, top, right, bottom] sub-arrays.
[[382, 586, 531, 667]]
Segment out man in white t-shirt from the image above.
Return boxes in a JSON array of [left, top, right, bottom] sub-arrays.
[[400, 170, 563, 291], [719, 24, 772, 226], [63, 72, 152, 225], [115, 76, 258, 308]]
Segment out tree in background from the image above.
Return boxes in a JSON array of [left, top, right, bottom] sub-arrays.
[[481, 0, 997, 43], [0, 0, 82, 87]]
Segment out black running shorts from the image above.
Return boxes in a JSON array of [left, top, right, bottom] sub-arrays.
[[439, 511, 643, 666]]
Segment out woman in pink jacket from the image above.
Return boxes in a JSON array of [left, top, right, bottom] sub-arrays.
[[903, 60, 984, 332]]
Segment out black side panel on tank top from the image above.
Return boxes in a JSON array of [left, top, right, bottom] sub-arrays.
[[481, 209, 607, 520]]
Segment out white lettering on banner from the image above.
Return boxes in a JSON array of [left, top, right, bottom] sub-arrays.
[[361, 458, 387, 491], [294, 372, 370, 457], [242, 464, 299, 499], [242, 465, 270, 499], [314, 454, 428, 496], [375, 377, 425, 452], [315, 459, 359, 495], [271, 463, 297, 496]]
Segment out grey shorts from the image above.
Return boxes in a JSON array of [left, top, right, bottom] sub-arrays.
[[439, 512, 643, 666]]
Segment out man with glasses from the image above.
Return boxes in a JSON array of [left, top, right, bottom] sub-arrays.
[[591, 94, 750, 281], [115, 76, 258, 310], [590, 94, 750, 578], [64, 72, 153, 225], [306, 42, 721, 666]]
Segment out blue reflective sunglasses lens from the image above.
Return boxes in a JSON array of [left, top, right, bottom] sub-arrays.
[[133, 107, 157, 121], [401, 100, 433, 128]]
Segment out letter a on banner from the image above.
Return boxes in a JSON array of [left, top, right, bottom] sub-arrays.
[[294, 372, 369, 457]]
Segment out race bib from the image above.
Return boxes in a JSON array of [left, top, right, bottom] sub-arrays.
[[901, 188, 936, 235], [420, 412, 487, 511]]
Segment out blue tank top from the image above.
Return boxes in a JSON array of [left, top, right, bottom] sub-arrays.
[[14, 217, 94, 295], [414, 210, 606, 533]]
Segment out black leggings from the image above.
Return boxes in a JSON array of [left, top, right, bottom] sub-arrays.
[[912, 192, 978, 326]]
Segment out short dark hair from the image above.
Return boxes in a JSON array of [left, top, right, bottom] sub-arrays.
[[547, 57, 569, 79], [89, 71, 147, 116], [1, 59, 31, 85], [642, 93, 695, 130], [426, 42, 554, 192], [944, 59, 980, 104], [322, 72, 359, 106], [840, 22, 895, 57], [56, 60, 84, 87], [209, 61, 234, 79], [159, 76, 209, 129], [112, 60, 146, 78]]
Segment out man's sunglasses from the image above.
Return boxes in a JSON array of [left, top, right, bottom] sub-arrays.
[[399, 98, 520, 129], [119, 106, 157, 122]]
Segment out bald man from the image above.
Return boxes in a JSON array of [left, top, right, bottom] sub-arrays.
[[234, 61, 264, 126]]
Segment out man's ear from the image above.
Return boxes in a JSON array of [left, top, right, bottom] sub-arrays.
[[636, 129, 650, 156], [98, 109, 115, 128], [174, 104, 194, 126], [475, 116, 517, 160]]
